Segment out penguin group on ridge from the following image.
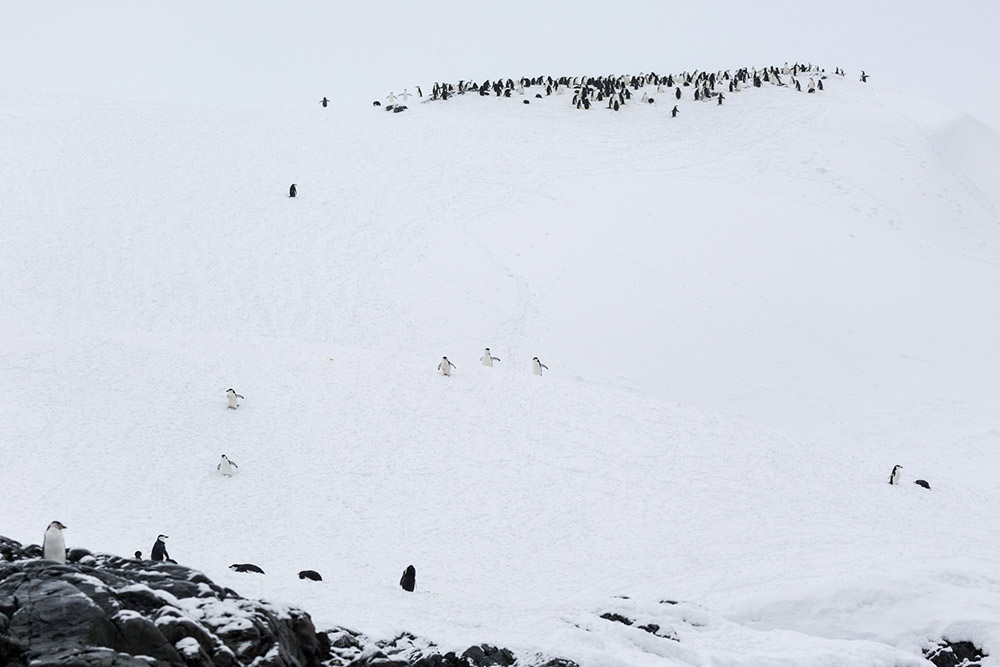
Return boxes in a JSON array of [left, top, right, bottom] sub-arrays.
[[403, 62, 840, 117]]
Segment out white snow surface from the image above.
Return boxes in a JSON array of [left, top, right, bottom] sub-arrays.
[[2, 72, 1000, 666]]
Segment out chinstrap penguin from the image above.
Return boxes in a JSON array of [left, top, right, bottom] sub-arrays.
[[298, 569, 323, 581], [226, 388, 244, 410], [481, 348, 501, 367], [532, 357, 549, 376], [888, 464, 902, 485], [151, 534, 175, 563], [438, 356, 456, 376], [218, 454, 238, 477], [43, 521, 67, 564], [288, 183, 297, 198]]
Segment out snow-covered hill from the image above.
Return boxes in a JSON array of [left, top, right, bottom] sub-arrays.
[[2, 71, 1000, 665]]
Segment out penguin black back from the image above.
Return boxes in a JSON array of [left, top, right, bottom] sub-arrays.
[[230, 563, 265, 574], [298, 569, 323, 581], [289, 183, 297, 198], [400, 564, 416, 591]]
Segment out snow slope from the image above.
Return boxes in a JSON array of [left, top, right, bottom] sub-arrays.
[[2, 71, 1000, 665]]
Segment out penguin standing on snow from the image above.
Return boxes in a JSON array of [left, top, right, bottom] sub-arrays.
[[671, 105, 679, 118], [218, 454, 238, 477], [288, 184, 297, 198], [43, 521, 67, 563], [226, 388, 244, 410], [481, 348, 500, 367], [860, 71, 869, 83], [320, 97, 329, 107], [400, 564, 416, 591], [532, 357, 549, 376], [151, 534, 175, 563], [438, 356, 456, 376], [888, 464, 902, 485]]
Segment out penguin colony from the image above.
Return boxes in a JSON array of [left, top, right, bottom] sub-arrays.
[[372, 62, 843, 116]]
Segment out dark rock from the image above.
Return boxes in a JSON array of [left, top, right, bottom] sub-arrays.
[[600, 612, 633, 626], [460, 644, 516, 666], [536, 660, 580, 667], [0, 537, 24, 562], [924, 639, 987, 667]]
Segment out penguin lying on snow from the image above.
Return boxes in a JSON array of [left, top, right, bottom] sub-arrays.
[[914, 479, 931, 490], [298, 569, 323, 581], [43, 521, 67, 564], [230, 563, 265, 574]]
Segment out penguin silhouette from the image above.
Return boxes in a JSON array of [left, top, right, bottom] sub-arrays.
[[320, 97, 329, 107], [289, 184, 297, 198], [151, 534, 175, 563], [400, 564, 416, 591], [671, 105, 679, 118]]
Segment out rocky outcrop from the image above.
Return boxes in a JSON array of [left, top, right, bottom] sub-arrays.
[[1, 536, 574, 667], [0, 536, 328, 667], [924, 639, 987, 667]]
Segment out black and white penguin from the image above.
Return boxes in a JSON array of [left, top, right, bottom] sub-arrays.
[[717, 93, 725, 105], [372, 100, 381, 107], [671, 105, 679, 118], [675, 87, 681, 100], [416, 86, 423, 98], [914, 479, 931, 490], [288, 184, 297, 198], [888, 464, 902, 485], [393, 105, 408, 113], [532, 357, 549, 376], [481, 348, 500, 367], [230, 563, 265, 574], [218, 454, 238, 477], [320, 97, 329, 107], [438, 356, 456, 376], [43, 521, 67, 563], [400, 89, 411, 101], [134, 551, 143, 559], [298, 569, 323, 581], [386, 92, 396, 104], [400, 564, 416, 592], [226, 388, 244, 410], [860, 71, 869, 83], [151, 534, 171, 562]]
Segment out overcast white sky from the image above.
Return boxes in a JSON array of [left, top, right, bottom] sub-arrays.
[[1, 1, 998, 130]]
